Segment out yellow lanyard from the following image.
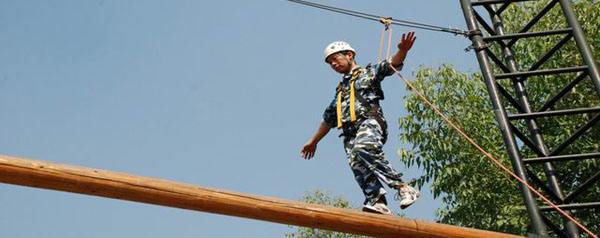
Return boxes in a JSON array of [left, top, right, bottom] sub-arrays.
[[336, 69, 360, 128]]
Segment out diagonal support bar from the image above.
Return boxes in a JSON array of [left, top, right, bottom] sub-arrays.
[[538, 72, 588, 112], [564, 171, 600, 203]]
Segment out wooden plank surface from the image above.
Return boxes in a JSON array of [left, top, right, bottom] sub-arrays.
[[0, 154, 521, 238]]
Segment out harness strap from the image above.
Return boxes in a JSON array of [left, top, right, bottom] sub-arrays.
[[349, 71, 359, 122], [336, 68, 362, 128], [335, 67, 388, 142], [336, 85, 343, 128]]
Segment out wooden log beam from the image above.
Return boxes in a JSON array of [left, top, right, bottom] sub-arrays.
[[0, 154, 521, 238]]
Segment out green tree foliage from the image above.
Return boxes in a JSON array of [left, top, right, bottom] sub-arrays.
[[285, 190, 371, 238], [398, 0, 599, 235]]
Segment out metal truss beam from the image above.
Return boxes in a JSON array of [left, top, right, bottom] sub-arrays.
[[460, 0, 600, 237]]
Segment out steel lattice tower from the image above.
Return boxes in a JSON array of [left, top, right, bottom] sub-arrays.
[[459, 0, 600, 237]]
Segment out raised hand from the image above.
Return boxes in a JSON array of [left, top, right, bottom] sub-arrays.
[[398, 31, 416, 53]]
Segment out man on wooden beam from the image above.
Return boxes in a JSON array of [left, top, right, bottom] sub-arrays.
[[301, 32, 420, 215]]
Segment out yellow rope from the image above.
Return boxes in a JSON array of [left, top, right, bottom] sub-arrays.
[[336, 87, 343, 128]]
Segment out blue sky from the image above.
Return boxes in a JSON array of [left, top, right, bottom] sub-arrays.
[[0, 1, 477, 237]]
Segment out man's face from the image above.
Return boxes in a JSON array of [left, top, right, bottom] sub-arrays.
[[326, 52, 353, 74]]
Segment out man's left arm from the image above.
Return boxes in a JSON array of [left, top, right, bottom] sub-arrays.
[[390, 31, 416, 69]]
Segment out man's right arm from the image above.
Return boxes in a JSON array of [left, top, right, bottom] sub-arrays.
[[300, 121, 332, 160]]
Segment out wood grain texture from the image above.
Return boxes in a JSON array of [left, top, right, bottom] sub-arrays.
[[0, 154, 521, 238]]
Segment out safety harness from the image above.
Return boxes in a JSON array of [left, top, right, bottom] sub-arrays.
[[335, 65, 388, 142]]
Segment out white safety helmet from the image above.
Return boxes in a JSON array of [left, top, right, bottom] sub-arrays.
[[323, 41, 356, 63]]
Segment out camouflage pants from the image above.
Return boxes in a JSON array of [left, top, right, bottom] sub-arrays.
[[343, 118, 403, 206]]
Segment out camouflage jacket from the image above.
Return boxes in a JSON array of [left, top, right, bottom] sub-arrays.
[[322, 60, 401, 129]]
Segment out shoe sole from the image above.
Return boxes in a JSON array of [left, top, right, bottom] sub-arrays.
[[362, 206, 392, 215], [400, 203, 414, 210], [400, 192, 421, 210]]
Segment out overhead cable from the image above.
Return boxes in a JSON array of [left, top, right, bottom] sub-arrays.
[[287, 0, 469, 36]]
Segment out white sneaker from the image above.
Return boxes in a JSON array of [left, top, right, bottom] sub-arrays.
[[362, 202, 392, 215], [396, 184, 421, 209]]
